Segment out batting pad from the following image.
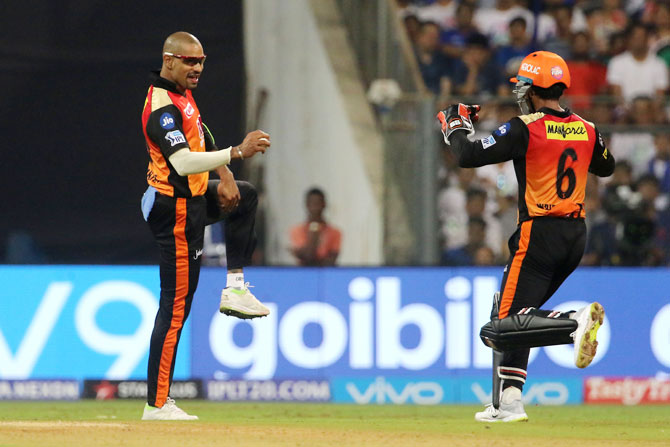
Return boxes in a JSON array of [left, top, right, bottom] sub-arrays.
[[480, 313, 577, 351]]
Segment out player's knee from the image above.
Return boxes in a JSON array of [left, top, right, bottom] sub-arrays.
[[237, 181, 258, 212]]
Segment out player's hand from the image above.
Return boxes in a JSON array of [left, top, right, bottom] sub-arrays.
[[436, 104, 480, 146], [235, 130, 271, 159], [217, 175, 240, 213]]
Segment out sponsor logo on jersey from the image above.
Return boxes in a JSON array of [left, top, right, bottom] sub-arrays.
[[520, 62, 540, 75], [184, 102, 195, 118], [545, 121, 588, 141], [494, 123, 510, 136], [165, 130, 186, 146], [160, 113, 175, 130], [481, 135, 496, 149]]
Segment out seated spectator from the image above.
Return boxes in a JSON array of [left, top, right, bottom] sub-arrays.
[[440, 2, 480, 59], [403, 14, 421, 44], [543, 4, 574, 59], [441, 216, 490, 266], [648, 133, 670, 194], [290, 187, 342, 266], [582, 176, 617, 266], [473, 244, 497, 266], [609, 96, 657, 178], [564, 31, 608, 112], [438, 167, 479, 250], [649, 2, 670, 69], [475, 0, 557, 46], [496, 16, 536, 79], [606, 22, 669, 104], [416, 0, 457, 30], [451, 33, 507, 98], [415, 21, 452, 95]]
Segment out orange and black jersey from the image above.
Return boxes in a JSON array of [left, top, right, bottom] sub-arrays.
[[449, 107, 615, 222], [142, 71, 218, 198]]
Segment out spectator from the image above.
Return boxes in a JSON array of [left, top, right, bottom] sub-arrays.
[[609, 96, 657, 178], [474, 0, 556, 47], [403, 14, 421, 44], [290, 187, 342, 266], [473, 244, 497, 266], [440, 2, 480, 59], [650, 2, 670, 69], [416, 0, 457, 30], [606, 22, 669, 104], [543, 5, 574, 59], [396, 0, 419, 19], [441, 216, 489, 265], [451, 33, 507, 98], [496, 16, 536, 79], [438, 167, 479, 250], [564, 31, 608, 112], [415, 21, 452, 95], [582, 176, 617, 266], [648, 133, 670, 193]]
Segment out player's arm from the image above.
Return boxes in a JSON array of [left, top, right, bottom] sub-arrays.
[[588, 127, 615, 177], [146, 106, 232, 175], [201, 121, 241, 212], [438, 105, 527, 167]]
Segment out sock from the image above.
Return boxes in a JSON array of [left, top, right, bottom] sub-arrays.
[[227, 272, 244, 289], [502, 385, 522, 404]]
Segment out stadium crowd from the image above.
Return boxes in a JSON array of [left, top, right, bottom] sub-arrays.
[[399, 0, 670, 266]]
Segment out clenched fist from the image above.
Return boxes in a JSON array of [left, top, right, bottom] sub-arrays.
[[234, 130, 271, 160]]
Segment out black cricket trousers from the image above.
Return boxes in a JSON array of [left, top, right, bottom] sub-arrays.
[[146, 180, 257, 407]]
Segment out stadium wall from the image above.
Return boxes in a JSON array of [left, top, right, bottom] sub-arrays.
[[1, 266, 669, 404], [243, 0, 384, 265]]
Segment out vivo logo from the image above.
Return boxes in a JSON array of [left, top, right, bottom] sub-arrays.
[[345, 377, 443, 405], [472, 381, 572, 405]]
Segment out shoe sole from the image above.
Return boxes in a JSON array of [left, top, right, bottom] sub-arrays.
[[575, 302, 604, 368], [219, 301, 269, 319], [475, 414, 528, 423]]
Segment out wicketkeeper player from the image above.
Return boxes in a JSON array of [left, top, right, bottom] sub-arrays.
[[437, 51, 615, 422]]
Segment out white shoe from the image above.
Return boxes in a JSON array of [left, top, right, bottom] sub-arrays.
[[572, 302, 605, 368], [141, 397, 198, 420], [475, 387, 528, 423], [220, 283, 270, 319]]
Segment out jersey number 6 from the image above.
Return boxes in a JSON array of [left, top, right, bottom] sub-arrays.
[[556, 148, 577, 199]]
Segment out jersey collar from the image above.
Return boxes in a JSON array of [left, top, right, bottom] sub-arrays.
[[149, 70, 185, 96], [538, 107, 571, 118]]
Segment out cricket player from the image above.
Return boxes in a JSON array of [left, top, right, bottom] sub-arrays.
[[437, 51, 615, 422], [140, 31, 270, 420]]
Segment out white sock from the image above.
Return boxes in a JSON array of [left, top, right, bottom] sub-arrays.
[[227, 272, 244, 289]]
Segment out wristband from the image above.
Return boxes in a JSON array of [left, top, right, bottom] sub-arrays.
[[236, 146, 244, 160]]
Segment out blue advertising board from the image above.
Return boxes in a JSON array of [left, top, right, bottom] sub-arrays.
[[2, 266, 669, 389], [191, 267, 670, 381], [0, 266, 190, 381]]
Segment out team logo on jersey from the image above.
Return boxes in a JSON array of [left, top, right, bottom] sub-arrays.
[[481, 135, 497, 149], [160, 113, 175, 130], [494, 123, 510, 136], [545, 121, 588, 141], [550, 65, 563, 80], [165, 130, 186, 146], [184, 102, 195, 118]]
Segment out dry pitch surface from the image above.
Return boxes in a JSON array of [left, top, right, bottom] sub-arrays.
[[0, 401, 668, 447]]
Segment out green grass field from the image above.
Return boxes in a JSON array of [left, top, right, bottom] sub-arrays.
[[0, 401, 668, 447]]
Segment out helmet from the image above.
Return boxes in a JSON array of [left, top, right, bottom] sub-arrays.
[[510, 51, 570, 114]]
